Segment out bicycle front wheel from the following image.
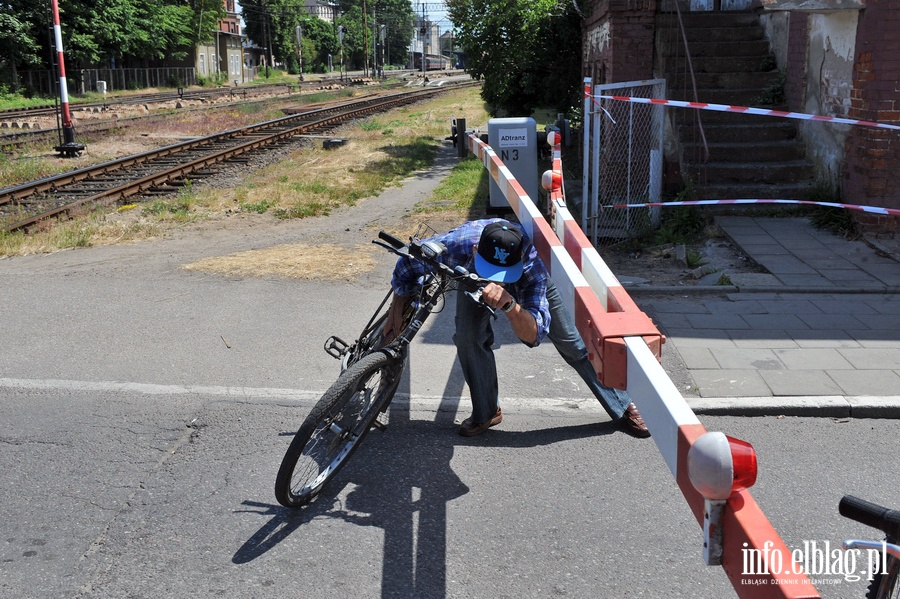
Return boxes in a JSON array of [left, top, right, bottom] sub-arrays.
[[275, 351, 402, 508], [868, 554, 899, 599]]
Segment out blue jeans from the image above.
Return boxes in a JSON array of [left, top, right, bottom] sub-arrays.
[[453, 289, 501, 425], [453, 280, 631, 425], [545, 279, 632, 421]]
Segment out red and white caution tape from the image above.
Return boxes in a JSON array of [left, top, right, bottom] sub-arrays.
[[601, 198, 900, 216], [590, 93, 900, 131]]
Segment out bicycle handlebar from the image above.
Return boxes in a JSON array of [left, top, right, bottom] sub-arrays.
[[840, 495, 900, 540], [377, 230, 406, 250], [374, 230, 498, 315]]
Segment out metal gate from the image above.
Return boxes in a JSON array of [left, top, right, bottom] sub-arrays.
[[582, 78, 665, 248]]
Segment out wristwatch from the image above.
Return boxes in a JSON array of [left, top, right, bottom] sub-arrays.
[[501, 297, 517, 313]]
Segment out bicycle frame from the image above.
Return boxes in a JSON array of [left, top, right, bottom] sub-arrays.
[[324, 229, 491, 372]]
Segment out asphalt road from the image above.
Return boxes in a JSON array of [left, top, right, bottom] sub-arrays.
[[2, 380, 898, 598], [1, 146, 898, 597], [1, 233, 897, 598]]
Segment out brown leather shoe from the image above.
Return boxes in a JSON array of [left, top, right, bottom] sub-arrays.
[[458, 408, 503, 437], [620, 403, 650, 438]]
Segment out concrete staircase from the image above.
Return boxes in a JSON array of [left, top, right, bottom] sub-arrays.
[[657, 11, 815, 201]]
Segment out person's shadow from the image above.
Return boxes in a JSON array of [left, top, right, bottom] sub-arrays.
[[234, 300, 619, 596]]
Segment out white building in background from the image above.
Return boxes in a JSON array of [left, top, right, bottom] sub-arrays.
[[306, 1, 339, 22]]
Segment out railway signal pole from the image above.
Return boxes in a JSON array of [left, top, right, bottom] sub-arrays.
[[50, 0, 85, 157]]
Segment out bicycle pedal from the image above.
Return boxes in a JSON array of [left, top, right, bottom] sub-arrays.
[[372, 412, 389, 431], [324, 335, 349, 359]]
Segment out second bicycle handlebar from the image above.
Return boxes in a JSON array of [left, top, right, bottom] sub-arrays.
[[840, 495, 900, 540]]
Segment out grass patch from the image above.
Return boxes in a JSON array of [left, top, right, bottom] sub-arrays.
[[183, 243, 377, 280], [414, 155, 490, 218], [0, 154, 72, 189], [0, 85, 490, 256]]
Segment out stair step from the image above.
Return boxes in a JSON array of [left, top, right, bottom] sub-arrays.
[[690, 87, 775, 104], [669, 70, 782, 90], [684, 140, 807, 162], [689, 181, 816, 201], [679, 122, 797, 142], [676, 109, 792, 124], [659, 9, 816, 203], [675, 12, 760, 28], [662, 39, 771, 57], [687, 160, 815, 184], [690, 55, 776, 73]]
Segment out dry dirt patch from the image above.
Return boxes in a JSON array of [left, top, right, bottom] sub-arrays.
[[183, 243, 377, 280]]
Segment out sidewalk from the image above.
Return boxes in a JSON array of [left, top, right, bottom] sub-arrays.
[[628, 215, 900, 418]]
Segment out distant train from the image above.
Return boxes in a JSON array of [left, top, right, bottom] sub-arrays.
[[413, 53, 452, 71]]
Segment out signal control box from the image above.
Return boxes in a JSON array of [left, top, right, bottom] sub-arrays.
[[487, 117, 537, 210]]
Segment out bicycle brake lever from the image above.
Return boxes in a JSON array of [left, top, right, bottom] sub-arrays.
[[372, 239, 409, 256], [465, 288, 498, 319]]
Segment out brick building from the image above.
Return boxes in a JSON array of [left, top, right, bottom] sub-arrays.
[[195, 0, 245, 82], [582, 0, 900, 231]]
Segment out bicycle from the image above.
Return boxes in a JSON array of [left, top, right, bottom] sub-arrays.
[[274, 228, 497, 508], [840, 495, 900, 598]]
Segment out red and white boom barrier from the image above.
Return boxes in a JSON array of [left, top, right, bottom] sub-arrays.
[[466, 130, 820, 598], [50, 0, 84, 157]]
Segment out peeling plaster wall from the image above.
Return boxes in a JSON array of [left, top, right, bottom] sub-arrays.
[[584, 21, 611, 66], [760, 12, 790, 70], [802, 12, 858, 187]]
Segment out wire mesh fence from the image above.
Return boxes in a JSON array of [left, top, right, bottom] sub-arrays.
[[582, 78, 666, 249]]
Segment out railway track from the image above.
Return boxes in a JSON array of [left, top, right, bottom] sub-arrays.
[[0, 82, 364, 151], [0, 82, 329, 121], [1, 85, 466, 233]]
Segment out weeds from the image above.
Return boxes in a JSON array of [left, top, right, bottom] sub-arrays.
[[685, 249, 707, 268], [654, 207, 707, 245], [240, 200, 276, 214], [756, 70, 786, 106], [807, 183, 860, 240]]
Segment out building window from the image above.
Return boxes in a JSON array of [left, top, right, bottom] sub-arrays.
[[199, 53, 206, 75]]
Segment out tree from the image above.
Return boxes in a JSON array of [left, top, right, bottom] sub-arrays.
[[0, 10, 41, 92], [447, 0, 583, 116], [373, 0, 414, 67], [298, 15, 338, 73], [42, 0, 218, 67], [241, 0, 412, 73]]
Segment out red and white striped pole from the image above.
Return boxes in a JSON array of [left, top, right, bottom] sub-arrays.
[[50, 0, 84, 156]]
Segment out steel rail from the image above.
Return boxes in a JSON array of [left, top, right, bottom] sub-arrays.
[[1, 86, 459, 232]]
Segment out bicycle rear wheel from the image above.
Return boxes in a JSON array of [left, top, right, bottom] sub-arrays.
[[275, 351, 402, 508]]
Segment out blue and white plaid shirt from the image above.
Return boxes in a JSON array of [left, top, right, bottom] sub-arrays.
[[390, 219, 551, 346]]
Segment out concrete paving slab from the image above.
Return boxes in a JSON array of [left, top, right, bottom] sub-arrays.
[[658, 328, 736, 348], [712, 348, 783, 370], [827, 370, 900, 396], [728, 329, 798, 349], [773, 348, 855, 370], [835, 347, 900, 369], [759, 370, 845, 396], [685, 313, 752, 329], [741, 313, 810, 329], [690, 369, 772, 397], [677, 347, 720, 369]]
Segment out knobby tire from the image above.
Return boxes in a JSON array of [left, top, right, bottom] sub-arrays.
[[868, 554, 900, 599], [275, 351, 402, 508]]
